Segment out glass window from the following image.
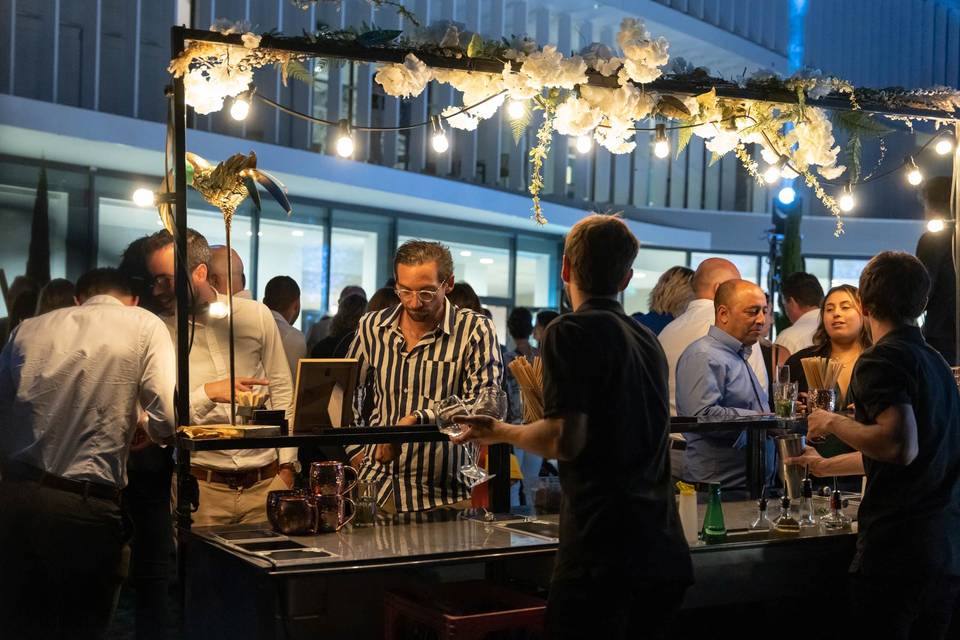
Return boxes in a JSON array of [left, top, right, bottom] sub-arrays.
[[484, 303, 508, 347], [330, 227, 379, 313], [805, 258, 831, 294], [831, 258, 870, 288], [0, 183, 70, 316], [256, 214, 325, 331], [691, 252, 760, 285], [396, 234, 511, 299], [624, 248, 688, 315], [97, 197, 252, 278], [515, 250, 552, 308]]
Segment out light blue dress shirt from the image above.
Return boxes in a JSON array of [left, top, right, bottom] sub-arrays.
[[676, 325, 773, 495]]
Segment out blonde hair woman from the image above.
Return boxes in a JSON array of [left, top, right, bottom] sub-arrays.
[[632, 266, 694, 335]]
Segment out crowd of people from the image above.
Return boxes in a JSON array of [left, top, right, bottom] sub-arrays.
[[0, 192, 958, 637]]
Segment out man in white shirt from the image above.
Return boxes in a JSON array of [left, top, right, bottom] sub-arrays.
[[0, 267, 176, 638], [774, 271, 824, 360], [659, 258, 769, 416], [208, 244, 251, 299], [144, 229, 296, 526], [263, 275, 307, 378]]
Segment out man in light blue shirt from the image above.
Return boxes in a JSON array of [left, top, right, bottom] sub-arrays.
[[676, 279, 773, 498]]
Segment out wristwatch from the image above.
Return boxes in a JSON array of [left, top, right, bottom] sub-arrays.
[[279, 461, 302, 474]]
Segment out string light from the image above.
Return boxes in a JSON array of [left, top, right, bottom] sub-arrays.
[[935, 136, 954, 155], [430, 116, 449, 153], [838, 184, 856, 212], [928, 218, 946, 233], [575, 135, 592, 154], [653, 123, 669, 159], [132, 188, 156, 207], [230, 94, 251, 121], [507, 99, 526, 121], [906, 156, 923, 186], [763, 165, 781, 184], [335, 119, 354, 158]]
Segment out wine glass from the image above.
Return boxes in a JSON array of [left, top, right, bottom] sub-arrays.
[[458, 387, 507, 484], [435, 395, 469, 437]]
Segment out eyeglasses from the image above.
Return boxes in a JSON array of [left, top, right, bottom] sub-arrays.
[[150, 274, 175, 291], [395, 287, 441, 303]]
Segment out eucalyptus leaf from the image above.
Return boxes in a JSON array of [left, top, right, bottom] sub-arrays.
[[467, 33, 483, 58], [657, 95, 691, 120], [357, 29, 402, 47], [675, 122, 695, 159]]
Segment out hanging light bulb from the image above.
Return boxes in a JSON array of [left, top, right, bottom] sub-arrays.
[[230, 94, 251, 121], [935, 137, 954, 155], [928, 218, 947, 233], [906, 156, 923, 186], [430, 115, 449, 153], [335, 119, 354, 158], [653, 123, 670, 159], [763, 165, 781, 184], [838, 183, 856, 213], [575, 135, 593, 154], [507, 99, 526, 120], [132, 188, 156, 207]]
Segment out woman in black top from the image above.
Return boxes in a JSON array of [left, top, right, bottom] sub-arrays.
[[311, 293, 367, 359], [786, 284, 872, 461]]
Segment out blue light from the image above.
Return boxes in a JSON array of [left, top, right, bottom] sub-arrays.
[[778, 186, 797, 206]]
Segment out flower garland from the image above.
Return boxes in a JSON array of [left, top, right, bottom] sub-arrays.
[[169, 16, 960, 232]]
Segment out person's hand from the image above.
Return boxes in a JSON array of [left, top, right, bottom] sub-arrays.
[[785, 446, 827, 476], [806, 409, 835, 440], [450, 415, 503, 446], [396, 414, 418, 427], [372, 415, 417, 463], [129, 426, 153, 453], [278, 468, 295, 488], [203, 377, 269, 403]]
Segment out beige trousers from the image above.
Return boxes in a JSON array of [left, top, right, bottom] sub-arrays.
[[171, 473, 289, 527]]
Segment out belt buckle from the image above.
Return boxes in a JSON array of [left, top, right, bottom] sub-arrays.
[[227, 474, 244, 490]]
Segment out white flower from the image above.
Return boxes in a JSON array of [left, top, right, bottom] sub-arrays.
[[439, 24, 460, 48], [502, 36, 538, 59], [184, 69, 225, 115], [501, 63, 540, 100], [557, 55, 589, 89], [241, 32, 261, 49], [594, 123, 636, 154], [616, 18, 669, 85], [580, 43, 621, 76], [785, 106, 841, 171], [704, 130, 740, 156], [553, 96, 603, 137], [208, 64, 252, 97], [374, 54, 434, 98], [519, 45, 562, 88], [808, 80, 833, 101], [441, 105, 479, 131], [433, 69, 506, 120], [818, 164, 847, 180], [760, 147, 780, 165], [462, 90, 505, 120]]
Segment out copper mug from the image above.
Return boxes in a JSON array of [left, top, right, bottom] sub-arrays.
[[315, 494, 356, 533], [309, 461, 358, 497], [267, 489, 303, 531], [275, 495, 318, 536]]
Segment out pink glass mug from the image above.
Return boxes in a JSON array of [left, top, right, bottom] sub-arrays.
[[309, 461, 359, 497], [315, 494, 356, 533]]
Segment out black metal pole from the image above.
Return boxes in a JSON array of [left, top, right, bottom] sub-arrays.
[[489, 443, 511, 513], [171, 24, 193, 630]]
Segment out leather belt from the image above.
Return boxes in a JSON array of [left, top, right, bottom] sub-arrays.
[[1, 463, 121, 503], [190, 460, 279, 489]]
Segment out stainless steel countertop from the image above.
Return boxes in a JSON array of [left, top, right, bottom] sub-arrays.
[[193, 498, 858, 575]]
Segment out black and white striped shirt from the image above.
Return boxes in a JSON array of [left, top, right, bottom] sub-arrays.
[[345, 299, 503, 512]]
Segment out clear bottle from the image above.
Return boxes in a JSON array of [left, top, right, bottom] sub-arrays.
[[819, 489, 852, 532], [798, 478, 818, 529], [749, 497, 773, 531], [772, 496, 800, 536], [701, 483, 727, 543]]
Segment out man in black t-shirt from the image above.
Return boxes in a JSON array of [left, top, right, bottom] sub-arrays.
[[806, 251, 960, 639], [454, 214, 692, 640]]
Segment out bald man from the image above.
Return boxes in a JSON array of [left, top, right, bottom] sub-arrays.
[[658, 258, 768, 416], [675, 280, 774, 497], [208, 245, 249, 298]]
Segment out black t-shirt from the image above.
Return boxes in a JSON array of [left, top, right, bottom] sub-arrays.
[[541, 298, 693, 584], [915, 230, 957, 365], [847, 326, 960, 577]]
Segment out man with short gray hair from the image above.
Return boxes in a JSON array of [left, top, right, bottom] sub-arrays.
[[345, 239, 503, 512]]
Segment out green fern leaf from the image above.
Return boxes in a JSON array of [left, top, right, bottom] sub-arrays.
[[845, 135, 862, 184], [709, 151, 722, 167], [510, 107, 532, 145], [835, 111, 893, 136], [675, 120, 695, 159], [281, 60, 315, 87]]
